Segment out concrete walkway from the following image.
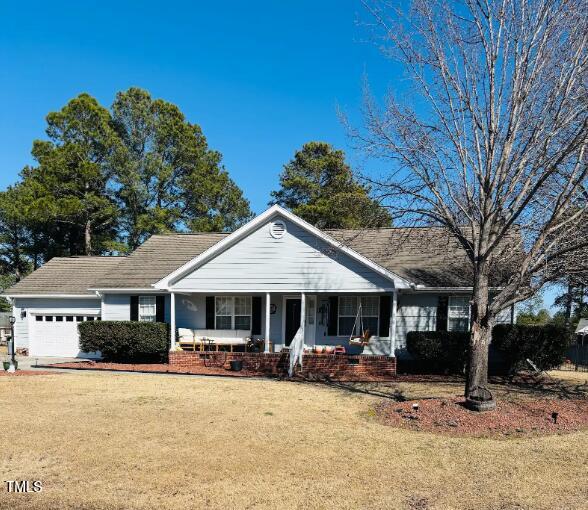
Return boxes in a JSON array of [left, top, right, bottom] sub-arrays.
[[14, 356, 91, 370]]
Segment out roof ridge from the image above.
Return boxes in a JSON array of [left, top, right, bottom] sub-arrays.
[[48, 255, 127, 260], [151, 232, 231, 237], [325, 226, 452, 232]]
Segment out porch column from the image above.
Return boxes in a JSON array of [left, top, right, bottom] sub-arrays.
[[170, 292, 176, 351], [389, 289, 398, 356], [300, 293, 306, 341], [265, 293, 271, 353]]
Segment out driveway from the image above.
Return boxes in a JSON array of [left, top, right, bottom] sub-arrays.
[[15, 356, 91, 370]]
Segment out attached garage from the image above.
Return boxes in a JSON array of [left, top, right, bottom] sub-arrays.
[[10, 298, 103, 357], [4, 255, 123, 357], [29, 313, 100, 357]]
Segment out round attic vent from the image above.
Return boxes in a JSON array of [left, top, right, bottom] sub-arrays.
[[269, 220, 287, 239]]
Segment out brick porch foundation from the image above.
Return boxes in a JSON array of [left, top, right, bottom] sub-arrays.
[[169, 351, 396, 380]]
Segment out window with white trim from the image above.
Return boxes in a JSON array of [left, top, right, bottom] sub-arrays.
[[448, 296, 470, 331], [139, 296, 157, 322], [337, 296, 379, 336], [215, 296, 252, 331]]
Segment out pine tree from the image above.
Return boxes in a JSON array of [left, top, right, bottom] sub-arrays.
[[270, 142, 391, 229]]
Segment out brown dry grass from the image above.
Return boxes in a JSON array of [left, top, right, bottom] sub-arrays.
[[548, 369, 588, 383], [0, 371, 586, 510]]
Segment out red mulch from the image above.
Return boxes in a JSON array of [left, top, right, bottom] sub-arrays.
[[43, 361, 398, 381], [45, 361, 266, 378], [375, 397, 588, 437], [0, 370, 57, 376]]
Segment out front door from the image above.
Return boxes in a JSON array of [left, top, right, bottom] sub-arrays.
[[285, 298, 301, 346]]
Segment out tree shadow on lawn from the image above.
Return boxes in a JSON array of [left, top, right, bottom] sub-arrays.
[[295, 375, 464, 402], [297, 373, 588, 403], [490, 373, 588, 401]]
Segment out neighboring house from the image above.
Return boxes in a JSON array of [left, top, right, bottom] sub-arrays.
[[0, 312, 11, 344], [3, 205, 512, 358], [576, 319, 588, 337]]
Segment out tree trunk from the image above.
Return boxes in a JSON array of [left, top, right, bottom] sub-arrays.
[[85, 220, 92, 256], [465, 270, 494, 405], [466, 323, 492, 395], [564, 281, 573, 326]]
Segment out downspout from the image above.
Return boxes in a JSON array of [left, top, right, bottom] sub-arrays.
[[95, 291, 104, 319]]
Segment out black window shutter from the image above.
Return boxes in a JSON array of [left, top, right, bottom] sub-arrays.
[[205, 296, 215, 329], [251, 296, 262, 335], [156, 295, 165, 323], [130, 296, 139, 321], [379, 295, 391, 337], [328, 296, 338, 336], [436, 296, 448, 332]]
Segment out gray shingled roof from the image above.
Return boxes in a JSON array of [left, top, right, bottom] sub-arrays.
[[326, 227, 497, 287], [5, 256, 124, 296], [5, 225, 515, 295], [94, 233, 229, 288]]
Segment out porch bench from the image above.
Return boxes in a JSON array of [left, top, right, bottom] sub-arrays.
[[177, 328, 251, 352]]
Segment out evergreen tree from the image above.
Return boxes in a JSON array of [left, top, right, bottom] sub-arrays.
[[23, 93, 120, 256], [553, 280, 588, 328], [270, 142, 391, 229], [111, 88, 252, 249], [0, 185, 33, 279], [515, 295, 552, 326]]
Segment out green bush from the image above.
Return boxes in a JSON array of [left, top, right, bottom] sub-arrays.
[[78, 321, 169, 362], [406, 331, 469, 374], [492, 324, 571, 374]]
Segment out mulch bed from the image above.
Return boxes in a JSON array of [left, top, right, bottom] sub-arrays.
[[42, 361, 397, 381], [0, 370, 57, 376], [375, 397, 588, 437], [44, 361, 261, 378]]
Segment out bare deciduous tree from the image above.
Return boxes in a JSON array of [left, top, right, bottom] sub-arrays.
[[349, 0, 588, 406]]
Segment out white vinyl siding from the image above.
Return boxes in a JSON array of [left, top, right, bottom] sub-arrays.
[[448, 296, 470, 331], [139, 296, 157, 322], [394, 294, 438, 350], [171, 218, 394, 293], [215, 296, 251, 331], [337, 296, 379, 336], [102, 294, 130, 321]]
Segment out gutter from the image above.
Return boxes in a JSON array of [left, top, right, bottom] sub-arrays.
[[2, 294, 101, 299], [88, 288, 169, 293], [407, 286, 503, 293]]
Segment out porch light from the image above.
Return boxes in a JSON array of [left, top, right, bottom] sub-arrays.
[[7, 316, 17, 373]]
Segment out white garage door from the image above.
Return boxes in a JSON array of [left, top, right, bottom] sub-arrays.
[[30, 314, 99, 357]]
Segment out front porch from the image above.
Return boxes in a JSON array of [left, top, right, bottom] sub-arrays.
[[167, 291, 398, 357]]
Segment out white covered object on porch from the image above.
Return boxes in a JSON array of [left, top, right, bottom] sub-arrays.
[[177, 328, 250, 349]]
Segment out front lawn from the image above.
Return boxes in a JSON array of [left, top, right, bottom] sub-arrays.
[[0, 371, 586, 509]]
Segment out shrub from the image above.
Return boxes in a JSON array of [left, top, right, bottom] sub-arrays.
[[492, 324, 571, 374], [406, 331, 469, 374], [78, 321, 169, 362]]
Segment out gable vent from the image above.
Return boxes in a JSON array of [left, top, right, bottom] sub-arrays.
[[269, 220, 287, 239]]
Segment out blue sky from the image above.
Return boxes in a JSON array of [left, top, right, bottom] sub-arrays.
[[0, 1, 391, 213], [0, 1, 558, 310]]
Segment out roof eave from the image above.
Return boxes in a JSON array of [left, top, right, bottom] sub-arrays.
[[3, 293, 100, 299], [407, 286, 504, 292], [88, 288, 169, 293]]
